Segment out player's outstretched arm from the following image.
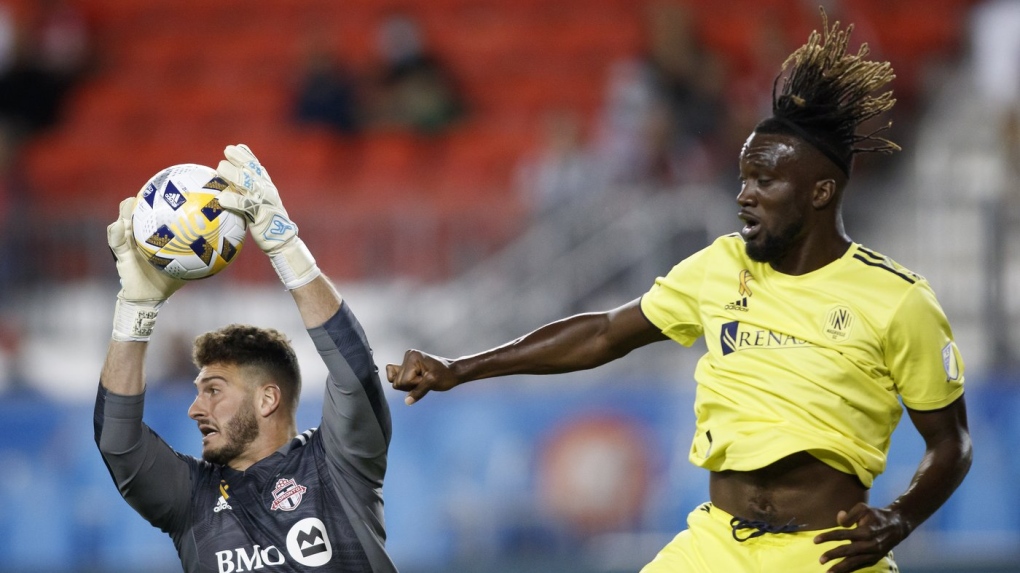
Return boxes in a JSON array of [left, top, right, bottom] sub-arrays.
[[387, 297, 667, 404], [98, 197, 192, 532], [215, 143, 339, 325], [813, 395, 971, 573], [102, 197, 186, 394], [216, 144, 389, 477]]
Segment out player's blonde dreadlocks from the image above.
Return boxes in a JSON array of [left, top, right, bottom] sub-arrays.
[[755, 8, 901, 175]]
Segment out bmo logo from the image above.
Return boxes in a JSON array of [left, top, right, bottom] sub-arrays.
[[286, 517, 333, 566], [214, 518, 333, 572], [215, 545, 284, 573]]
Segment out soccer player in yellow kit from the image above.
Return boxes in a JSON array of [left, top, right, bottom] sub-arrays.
[[387, 12, 971, 573]]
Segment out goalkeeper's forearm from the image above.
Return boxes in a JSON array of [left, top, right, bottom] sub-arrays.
[[290, 273, 342, 329], [100, 338, 148, 396]]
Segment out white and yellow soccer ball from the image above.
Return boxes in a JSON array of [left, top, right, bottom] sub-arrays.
[[131, 163, 247, 280]]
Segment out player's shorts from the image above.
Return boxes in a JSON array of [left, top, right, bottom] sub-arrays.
[[640, 503, 899, 573]]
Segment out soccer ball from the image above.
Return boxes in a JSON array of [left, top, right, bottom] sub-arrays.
[[131, 163, 247, 280]]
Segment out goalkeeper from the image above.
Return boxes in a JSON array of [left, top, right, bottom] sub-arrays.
[[95, 145, 397, 572]]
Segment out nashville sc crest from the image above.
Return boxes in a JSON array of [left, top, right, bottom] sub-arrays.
[[270, 478, 308, 512]]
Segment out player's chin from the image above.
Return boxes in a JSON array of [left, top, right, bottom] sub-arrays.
[[200, 438, 224, 461], [743, 240, 768, 263], [202, 446, 230, 466]]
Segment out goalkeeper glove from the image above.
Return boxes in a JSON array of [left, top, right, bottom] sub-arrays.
[[215, 144, 321, 290], [108, 197, 185, 341]]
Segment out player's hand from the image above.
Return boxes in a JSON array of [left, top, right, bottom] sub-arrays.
[[108, 197, 185, 304], [814, 503, 909, 573], [386, 350, 460, 405], [108, 197, 185, 341], [215, 143, 320, 290], [215, 143, 297, 256]]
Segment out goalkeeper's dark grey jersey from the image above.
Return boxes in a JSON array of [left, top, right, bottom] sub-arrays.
[[94, 304, 396, 573]]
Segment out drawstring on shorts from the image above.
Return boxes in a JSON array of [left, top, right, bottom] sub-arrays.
[[730, 516, 804, 542]]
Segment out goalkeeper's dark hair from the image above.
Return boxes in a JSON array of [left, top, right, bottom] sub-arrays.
[[193, 324, 301, 414], [754, 8, 900, 176]]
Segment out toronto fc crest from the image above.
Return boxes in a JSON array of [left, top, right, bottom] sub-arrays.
[[270, 478, 308, 511]]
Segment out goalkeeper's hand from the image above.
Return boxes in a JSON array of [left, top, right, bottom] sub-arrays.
[[108, 197, 185, 341], [216, 144, 320, 290]]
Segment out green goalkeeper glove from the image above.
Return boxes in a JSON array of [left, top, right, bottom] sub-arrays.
[[215, 144, 320, 290], [108, 197, 185, 341]]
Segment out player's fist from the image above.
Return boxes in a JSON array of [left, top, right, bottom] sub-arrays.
[[386, 350, 460, 405]]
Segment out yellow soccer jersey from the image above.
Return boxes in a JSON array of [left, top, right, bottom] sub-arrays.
[[640, 234, 964, 487]]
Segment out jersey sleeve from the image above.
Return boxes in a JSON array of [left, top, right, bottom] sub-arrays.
[[639, 242, 712, 346], [309, 302, 392, 486], [885, 281, 965, 410], [93, 384, 193, 533]]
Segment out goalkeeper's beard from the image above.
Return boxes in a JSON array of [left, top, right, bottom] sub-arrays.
[[203, 401, 260, 466]]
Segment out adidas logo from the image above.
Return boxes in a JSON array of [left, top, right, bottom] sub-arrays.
[[724, 297, 750, 312], [164, 191, 186, 210], [214, 496, 232, 513]]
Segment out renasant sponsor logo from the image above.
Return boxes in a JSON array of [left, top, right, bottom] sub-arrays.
[[720, 321, 811, 356]]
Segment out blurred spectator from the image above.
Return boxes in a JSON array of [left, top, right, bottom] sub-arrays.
[[642, 1, 727, 166], [0, 116, 32, 296], [590, 58, 659, 185], [292, 29, 364, 135], [35, 0, 92, 80], [971, 0, 1020, 200], [590, 57, 713, 188], [722, 14, 791, 171], [590, 2, 728, 189], [371, 12, 463, 134], [972, 0, 1020, 111], [0, 0, 93, 140], [152, 330, 200, 390], [514, 109, 605, 216], [0, 5, 15, 74]]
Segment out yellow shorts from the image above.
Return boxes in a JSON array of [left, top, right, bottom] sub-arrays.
[[640, 503, 899, 573]]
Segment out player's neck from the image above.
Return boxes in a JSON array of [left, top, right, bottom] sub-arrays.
[[227, 427, 294, 471], [770, 231, 851, 276]]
